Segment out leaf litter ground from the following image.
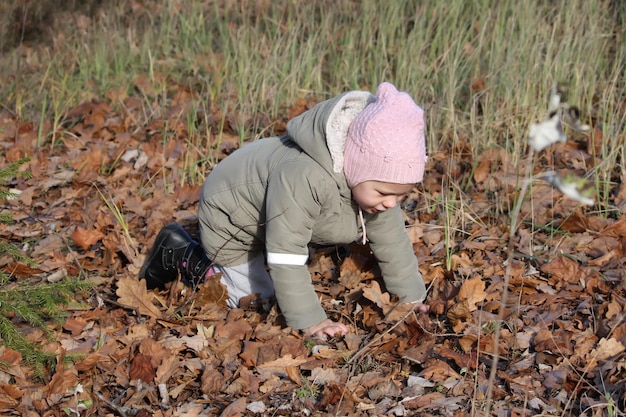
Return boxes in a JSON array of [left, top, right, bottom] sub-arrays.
[[0, 87, 625, 416]]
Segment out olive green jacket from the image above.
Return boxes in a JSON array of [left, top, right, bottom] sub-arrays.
[[198, 90, 426, 329]]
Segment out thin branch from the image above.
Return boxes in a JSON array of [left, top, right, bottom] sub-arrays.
[[483, 147, 535, 416]]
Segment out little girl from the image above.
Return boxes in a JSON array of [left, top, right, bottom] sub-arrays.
[[140, 82, 429, 339]]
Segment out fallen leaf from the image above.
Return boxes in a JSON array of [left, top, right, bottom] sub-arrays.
[[362, 280, 392, 313], [591, 337, 625, 360], [115, 276, 162, 318], [339, 253, 375, 289], [202, 363, 227, 394], [256, 354, 307, 377], [473, 159, 490, 183], [71, 227, 105, 250], [540, 255, 580, 284], [447, 300, 471, 332], [129, 353, 156, 383], [45, 368, 79, 398], [0, 383, 24, 410], [457, 276, 486, 311], [155, 355, 183, 385], [62, 316, 88, 336]]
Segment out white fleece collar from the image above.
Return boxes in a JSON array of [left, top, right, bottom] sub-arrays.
[[325, 91, 375, 174]]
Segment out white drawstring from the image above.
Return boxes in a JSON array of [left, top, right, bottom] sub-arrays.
[[358, 207, 368, 245]]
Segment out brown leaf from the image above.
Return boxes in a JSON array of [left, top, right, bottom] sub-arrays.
[[457, 276, 486, 312], [543, 369, 568, 389], [285, 366, 302, 385], [419, 359, 462, 383], [402, 392, 446, 410], [256, 354, 307, 377], [559, 209, 589, 232], [115, 276, 162, 318], [220, 397, 247, 417], [436, 347, 478, 370], [422, 226, 442, 246], [384, 302, 416, 322], [74, 352, 106, 372], [214, 318, 252, 340], [447, 300, 471, 333], [0, 348, 27, 383], [0, 383, 23, 410], [613, 321, 626, 344], [368, 380, 402, 401], [195, 276, 229, 307], [473, 159, 490, 183], [339, 253, 375, 289], [362, 280, 392, 313], [139, 338, 168, 368], [0, 347, 22, 367], [45, 368, 79, 398], [129, 353, 156, 383], [155, 356, 183, 385], [240, 341, 262, 367], [533, 329, 574, 355], [71, 227, 104, 250], [599, 217, 626, 238], [0, 262, 44, 278], [450, 251, 474, 271], [62, 316, 88, 336], [540, 255, 580, 284], [201, 363, 227, 394], [591, 337, 625, 360]]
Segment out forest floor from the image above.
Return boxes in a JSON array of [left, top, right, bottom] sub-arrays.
[[1, 84, 625, 417]]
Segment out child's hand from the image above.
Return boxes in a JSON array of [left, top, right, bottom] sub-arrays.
[[304, 319, 348, 340]]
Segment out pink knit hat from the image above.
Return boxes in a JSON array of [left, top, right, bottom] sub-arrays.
[[344, 82, 427, 188]]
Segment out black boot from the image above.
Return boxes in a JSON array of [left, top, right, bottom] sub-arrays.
[[139, 223, 212, 289]]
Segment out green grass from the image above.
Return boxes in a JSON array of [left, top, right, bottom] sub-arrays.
[[2, 1, 623, 161]]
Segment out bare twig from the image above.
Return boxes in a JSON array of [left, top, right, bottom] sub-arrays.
[[483, 147, 535, 416], [94, 391, 132, 417]]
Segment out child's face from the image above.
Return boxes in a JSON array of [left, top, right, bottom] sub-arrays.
[[351, 181, 414, 214]]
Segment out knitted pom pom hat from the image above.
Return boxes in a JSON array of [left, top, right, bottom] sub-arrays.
[[343, 82, 427, 188]]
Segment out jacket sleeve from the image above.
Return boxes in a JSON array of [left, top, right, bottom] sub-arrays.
[[264, 161, 328, 330], [365, 206, 427, 303]]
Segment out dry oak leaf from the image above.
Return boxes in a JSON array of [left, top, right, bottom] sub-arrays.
[[419, 358, 463, 383], [129, 353, 156, 383], [71, 227, 104, 250], [446, 300, 471, 333], [74, 352, 107, 372], [540, 255, 580, 284], [116, 276, 162, 318], [220, 397, 247, 417], [202, 363, 227, 395], [256, 354, 308, 377], [139, 338, 168, 368], [591, 337, 625, 361], [362, 280, 392, 314], [473, 159, 490, 183], [599, 216, 626, 238], [62, 316, 88, 336], [339, 254, 375, 289], [457, 276, 486, 312], [45, 367, 79, 398], [155, 355, 183, 384], [0, 347, 27, 383], [0, 383, 24, 410]]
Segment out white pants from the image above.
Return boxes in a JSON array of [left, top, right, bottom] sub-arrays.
[[214, 253, 275, 308]]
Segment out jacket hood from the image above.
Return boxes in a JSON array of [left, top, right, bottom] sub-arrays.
[[286, 90, 375, 185]]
